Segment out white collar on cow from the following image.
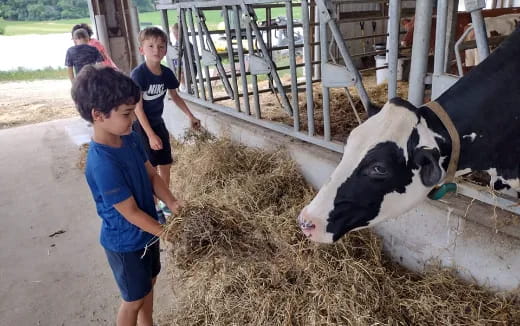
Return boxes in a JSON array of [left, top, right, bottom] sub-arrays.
[[424, 101, 460, 200]]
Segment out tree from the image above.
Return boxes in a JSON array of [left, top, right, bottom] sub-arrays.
[[0, 0, 87, 21], [0, 0, 155, 21], [57, 0, 88, 19], [133, 0, 154, 13]]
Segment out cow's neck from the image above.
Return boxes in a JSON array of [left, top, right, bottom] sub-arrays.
[[423, 27, 520, 177]]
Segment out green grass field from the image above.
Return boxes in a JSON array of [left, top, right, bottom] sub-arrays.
[[0, 8, 299, 35], [0, 67, 68, 82]]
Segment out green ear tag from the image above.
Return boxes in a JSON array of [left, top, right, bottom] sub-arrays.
[[427, 183, 457, 200]]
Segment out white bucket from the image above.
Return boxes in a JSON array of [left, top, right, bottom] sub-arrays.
[[375, 55, 404, 84]]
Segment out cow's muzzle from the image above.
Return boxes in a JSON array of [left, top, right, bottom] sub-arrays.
[[297, 208, 316, 237]]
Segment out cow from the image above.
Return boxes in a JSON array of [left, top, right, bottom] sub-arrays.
[[464, 13, 520, 66], [298, 26, 520, 244], [401, 8, 520, 50]]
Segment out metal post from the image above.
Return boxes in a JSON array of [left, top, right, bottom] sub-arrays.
[[223, 7, 241, 111], [181, 9, 199, 97], [407, 0, 433, 106], [179, 11, 192, 92], [314, 3, 321, 79], [188, 8, 206, 100], [319, 12, 330, 141], [465, 0, 490, 62], [444, 0, 459, 73], [266, 7, 272, 59], [302, 0, 315, 136], [386, 0, 401, 99], [434, 0, 448, 76], [94, 15, 111, 57], [285, 0, 300, 131], [160, 9, 170, 44], [316, 0, 371, 112], [240, 3, 293, 116], [175, 9, 184, 82], [233, 5, 251, 115], [196, 9, 234, 100], [129, 6, 144, 65], [87, 0, 96, 36], [194, 9, 213, 102], [432, 0, 450, 98], [244, 7, 261, 118]]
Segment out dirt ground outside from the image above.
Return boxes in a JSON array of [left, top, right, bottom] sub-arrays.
[[0, 79, 77, 129]]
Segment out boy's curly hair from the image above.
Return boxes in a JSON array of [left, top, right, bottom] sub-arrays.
[[71, 66, 141, 123], [138, 26, 168, 46], [72, 23, 93, 37]]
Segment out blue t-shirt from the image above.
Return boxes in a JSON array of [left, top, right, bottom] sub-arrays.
[[85, 132, 158, 252], [130, 63, 180, 127], [65, 44, 103, 75]]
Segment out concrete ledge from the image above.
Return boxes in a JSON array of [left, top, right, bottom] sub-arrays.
[[163, 98, 520, 291]]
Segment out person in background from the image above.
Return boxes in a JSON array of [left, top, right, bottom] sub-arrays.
[[131, 27, 200, 221], [65, 28, 104, 82], [71, 23, 118, 69]]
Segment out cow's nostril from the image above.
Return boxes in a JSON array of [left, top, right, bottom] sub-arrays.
[[298, 214, 315, 230]]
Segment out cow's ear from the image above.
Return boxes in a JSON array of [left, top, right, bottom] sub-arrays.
[[367, 102, 381, 117], [413, 146, 443, 187], [401, 18, 412, 26]]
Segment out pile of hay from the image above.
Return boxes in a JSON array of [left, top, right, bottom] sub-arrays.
[[163, 132, 520, 325]]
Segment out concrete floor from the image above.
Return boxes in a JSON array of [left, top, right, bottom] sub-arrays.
[[0, 118, 173, 325]]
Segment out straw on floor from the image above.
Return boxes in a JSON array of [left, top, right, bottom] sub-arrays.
[[162, 131, 520, 326]]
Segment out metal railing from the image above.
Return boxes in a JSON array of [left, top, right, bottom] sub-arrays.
[[156, 0, 399, 149]]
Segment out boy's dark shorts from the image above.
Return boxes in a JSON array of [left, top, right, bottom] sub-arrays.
[[134, 122, 173, 166], [104, 242, 161, 302]]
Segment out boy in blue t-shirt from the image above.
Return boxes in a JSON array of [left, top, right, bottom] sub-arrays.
[[71, 65, 182, 326], [65, 28, 103, 82], [131, 27, 200, 219]]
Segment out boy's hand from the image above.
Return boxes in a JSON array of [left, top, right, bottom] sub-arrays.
[[190, 117, 201, 130], [168, 199, 184, 215], [149, 133, 163, 150], [161, 216, 183, 243], [161, 227, 176, 243]]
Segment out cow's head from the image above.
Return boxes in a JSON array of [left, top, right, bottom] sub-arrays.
[[298, 98, 445, 243], [401, 18, 415, 47]]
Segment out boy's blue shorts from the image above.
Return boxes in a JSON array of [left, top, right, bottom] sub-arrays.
[[104, 241, 161, 302]]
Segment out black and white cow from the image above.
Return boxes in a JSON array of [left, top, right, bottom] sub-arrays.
[[298, 26, 520, 243]]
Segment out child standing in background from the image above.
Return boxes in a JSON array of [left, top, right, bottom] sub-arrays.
[[131, 27, 200, 221], [71, 23, 118, 69], [65, 28, 104, 82]]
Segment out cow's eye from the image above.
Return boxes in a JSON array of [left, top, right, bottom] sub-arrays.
[[369, 164, 388, 178]]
